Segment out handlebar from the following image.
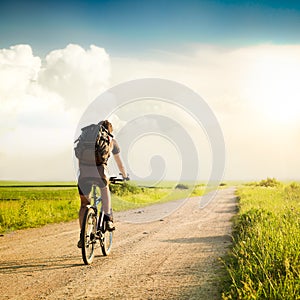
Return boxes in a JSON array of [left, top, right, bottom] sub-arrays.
[[109, 173, 130, 184], [109, 177, 122, 183]]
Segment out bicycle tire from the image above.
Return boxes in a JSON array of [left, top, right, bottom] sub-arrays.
[[100, 226, 113, 256], [81, 207, 97, 265]]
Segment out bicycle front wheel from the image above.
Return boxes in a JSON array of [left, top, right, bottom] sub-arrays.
[[100, 228, 113, 256], [81, 207, 97, 265]]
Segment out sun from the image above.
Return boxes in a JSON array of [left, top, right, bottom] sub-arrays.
[[244, 48, 300, 124]]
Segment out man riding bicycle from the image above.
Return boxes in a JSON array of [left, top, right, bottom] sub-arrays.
[[76, 120, 128, 248]]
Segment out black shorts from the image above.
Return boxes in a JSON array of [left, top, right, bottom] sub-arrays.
[[77, 176, 108, 196], [77, 164, 109, 195]]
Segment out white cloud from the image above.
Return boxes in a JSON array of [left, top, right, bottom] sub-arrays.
[[0, 44, 41, 98], [0, 44, 111, 181], [39, 44, 110, 108]]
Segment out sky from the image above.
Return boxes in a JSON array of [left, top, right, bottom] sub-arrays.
[[0, 0, 300, 181]]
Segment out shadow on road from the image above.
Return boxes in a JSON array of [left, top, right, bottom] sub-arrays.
[[0, 255, 82, 274]]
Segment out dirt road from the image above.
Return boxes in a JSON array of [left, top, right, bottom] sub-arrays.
[[0, 187, 237, 300]]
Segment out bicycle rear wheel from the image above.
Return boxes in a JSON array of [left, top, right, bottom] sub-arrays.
[[81, 207, 97, 265]]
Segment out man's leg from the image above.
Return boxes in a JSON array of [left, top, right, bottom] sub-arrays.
[[100, 185, 111, 215], [77, 179, 91, 248], [100, 184, 115, 231], [79, 194, 90, 228], [97, 165, 114, 230]]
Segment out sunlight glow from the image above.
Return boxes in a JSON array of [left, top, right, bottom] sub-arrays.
[[245, 47, 300, 124]]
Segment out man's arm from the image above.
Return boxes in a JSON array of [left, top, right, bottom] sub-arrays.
[[113, 153, 127, 179]]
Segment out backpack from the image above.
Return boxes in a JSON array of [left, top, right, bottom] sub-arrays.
[[74, 123, 113, 165]]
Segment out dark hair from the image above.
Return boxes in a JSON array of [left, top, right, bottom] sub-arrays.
[[101, 120, 113, 133]]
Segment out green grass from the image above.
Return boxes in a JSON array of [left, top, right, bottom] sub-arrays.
[[0, 180, 77, 187], [222, 179, 300, 299], [0, 181, 206, 233], [109, 181, 206, 211], [0, 187, 80, 233]]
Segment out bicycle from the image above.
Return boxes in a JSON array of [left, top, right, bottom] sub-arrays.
[[81, 176, 124, 265]]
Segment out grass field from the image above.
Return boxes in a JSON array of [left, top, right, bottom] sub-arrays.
[[222, 178, 300, 299], [0, 181, 206, 233], [0, 185, 79, 233]]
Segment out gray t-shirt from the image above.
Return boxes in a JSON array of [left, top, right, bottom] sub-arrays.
[[111, 139, 120, 155]]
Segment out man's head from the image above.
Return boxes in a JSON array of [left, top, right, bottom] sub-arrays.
[[101, 120, 113, 133]]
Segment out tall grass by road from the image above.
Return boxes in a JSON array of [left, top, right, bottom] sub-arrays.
[[222, 178, 300, 299]]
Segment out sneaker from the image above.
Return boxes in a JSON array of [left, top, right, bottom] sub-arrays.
[[107, 220, 115, 231], [77, 239, 83, 248], [104, 214, 115, 231]]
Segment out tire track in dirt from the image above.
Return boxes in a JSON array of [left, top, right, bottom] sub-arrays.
[[0, 187, 237, 300]]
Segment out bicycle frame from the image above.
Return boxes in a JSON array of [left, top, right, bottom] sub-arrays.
[[88, 184, 109, 240], [80, 177, 123, 265], [81, 177, 123, 264]]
